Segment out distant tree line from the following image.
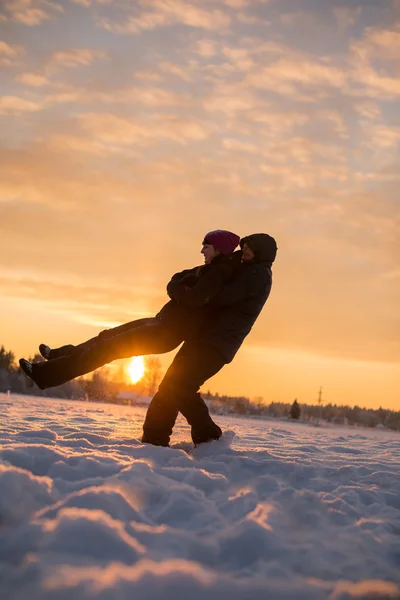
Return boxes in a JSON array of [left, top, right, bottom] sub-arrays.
[[1, 344, 399, 431], [0, 345, 87, 399], [0, 344, 162, 404], [203, 391, 400, 432]]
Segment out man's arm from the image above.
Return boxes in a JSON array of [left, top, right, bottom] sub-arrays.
[[167, 264, 232, 308], [209, 266, 271, 307]]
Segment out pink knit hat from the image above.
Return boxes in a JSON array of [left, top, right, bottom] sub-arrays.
[[203, 230, 240, 255]]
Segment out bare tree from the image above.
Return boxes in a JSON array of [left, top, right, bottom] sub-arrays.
[[142, 356, 163, 396]]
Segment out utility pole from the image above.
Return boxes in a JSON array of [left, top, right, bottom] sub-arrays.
[[318, 386, 323, 406], [317, 386, 323, 424]]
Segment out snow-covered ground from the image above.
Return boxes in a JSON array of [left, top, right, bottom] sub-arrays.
[[1, 393, 399, 600]]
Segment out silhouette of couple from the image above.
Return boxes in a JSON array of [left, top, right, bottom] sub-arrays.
[[20, 229, 277, 447]]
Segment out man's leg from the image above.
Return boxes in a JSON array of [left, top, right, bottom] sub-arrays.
[[30, 320, 184, 389], [142, 342, 226, 447], [47, 318, 153, 360]]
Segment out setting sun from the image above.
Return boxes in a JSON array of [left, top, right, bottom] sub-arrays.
[[127, 356, 145, 384]]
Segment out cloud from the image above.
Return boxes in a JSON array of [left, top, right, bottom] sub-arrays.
[[98, 0, 231, 34], [198, 28, 400, 105], [0, 91, 85, 117], [48, 48, 108, 71], [99, 11, 167, 34], [253, 109, 310, 128], [349, 27, 400, 99], [246, 58, 347, 95], [222, 46, 255, 71], [259, 162, 350, 192], [361, 26, 400, 61], [158, 0, 231, 30], [0, 271, 161, 326], [10, 50, 107, 97], [17, 72, 49, 87], [0, 40, 23, 66], [352, 67, 400, 99], [193, 39, 219, 57], [3, 81, 192, 117], [2, 0, 63, 26], [82, 85, 188, 108], [351, 66, 400, 100], [268, 136, 346, 166], [197, 39, 347, 103], [0, 95, 44, 114], [354, 101, 381, 121], [365, 125, 400, 150], [71, 0, 110, 5], [209, 81, 314, 135], [236, 13, 260, 25], [159, 61, 193, 82], [318, 110, 349, 139], [219, 0, 250, 7], [222, 138, 258, 153], [77, 112, 211, 149], [203, 84, 257, 115]]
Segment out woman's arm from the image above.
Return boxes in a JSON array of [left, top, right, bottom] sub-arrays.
[[167, 264, 232, 308], [168, 267, 200, 286]]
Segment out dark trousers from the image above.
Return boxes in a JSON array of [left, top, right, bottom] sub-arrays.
[[47, 318, 154, 360], [142, 341, 226, 447], [31, 318, 184, 389]]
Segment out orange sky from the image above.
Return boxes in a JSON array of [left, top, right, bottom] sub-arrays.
[[0, 0, 399, 410]]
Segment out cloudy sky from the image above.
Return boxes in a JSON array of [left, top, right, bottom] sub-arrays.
[[1, 0, 399, 410]]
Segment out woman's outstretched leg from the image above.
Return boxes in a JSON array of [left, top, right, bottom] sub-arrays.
[[42, 318, 154, 360], [24, 319, 184, 389]]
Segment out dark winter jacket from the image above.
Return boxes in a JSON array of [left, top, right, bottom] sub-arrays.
[[198, 233, 277, 362], [167, 251, 242, 307], [155, 252, 242, 338]]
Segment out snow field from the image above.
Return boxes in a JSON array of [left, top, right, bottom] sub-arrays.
[[0, 394, 399, 599]]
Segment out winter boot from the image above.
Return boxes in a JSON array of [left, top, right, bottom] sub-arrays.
[[191, 420, 222, 446], [141, 432, 170, 447], [39, 344, 51, 360], [19, 359, 45, 390]]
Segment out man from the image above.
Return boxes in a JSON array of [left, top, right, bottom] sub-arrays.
[[142, 233, 277, 447]]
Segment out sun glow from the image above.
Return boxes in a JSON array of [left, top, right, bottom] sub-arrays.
[[127, 356, 145, 384]]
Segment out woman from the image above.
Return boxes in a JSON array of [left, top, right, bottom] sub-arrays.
[[19, 230, 242, 390]]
